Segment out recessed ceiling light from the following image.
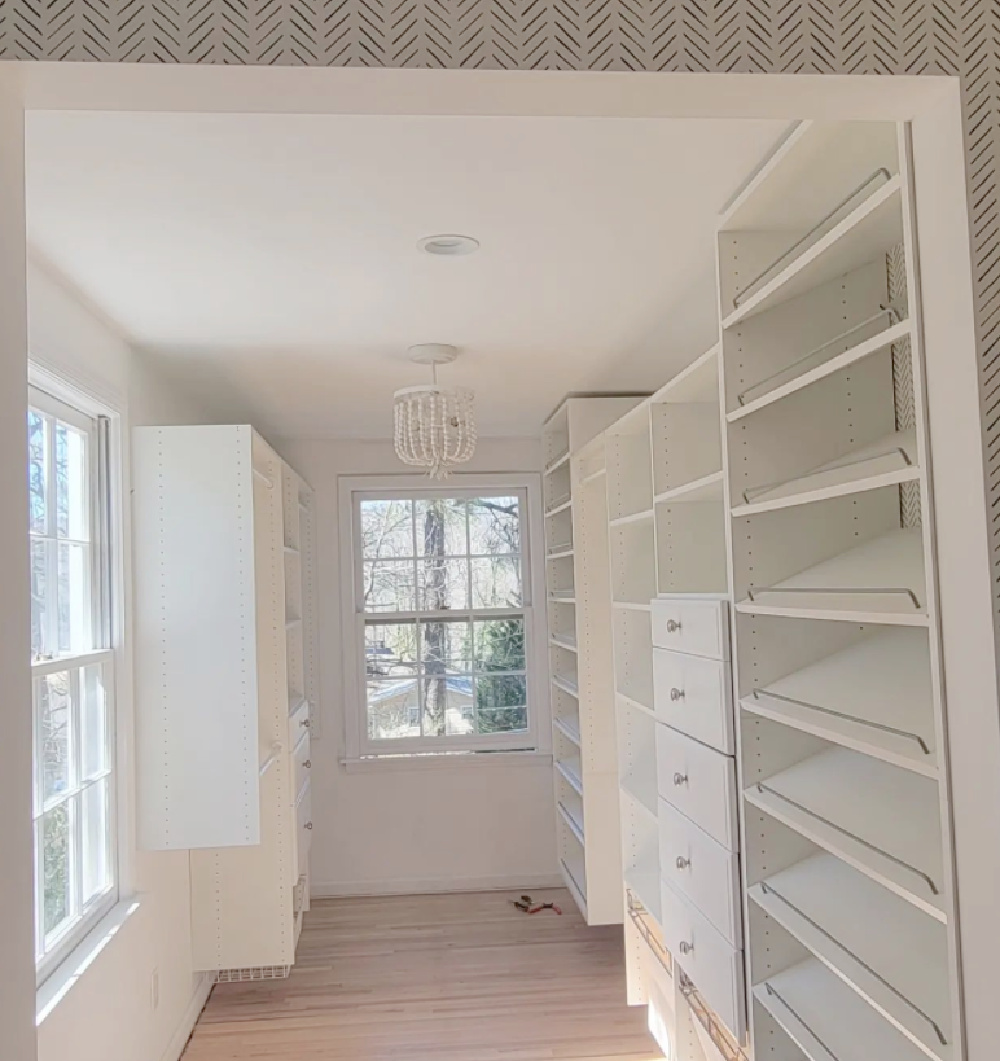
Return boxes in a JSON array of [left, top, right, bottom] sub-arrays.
[[418, 234, 480, 257]]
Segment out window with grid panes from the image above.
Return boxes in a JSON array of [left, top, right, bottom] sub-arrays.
[[28, 386, 117, 981], [355, 489, 534, 754]]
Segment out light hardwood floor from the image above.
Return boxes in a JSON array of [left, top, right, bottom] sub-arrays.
[[183, 888, 661, 1061]]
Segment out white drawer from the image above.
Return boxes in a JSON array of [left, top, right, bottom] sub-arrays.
[[660, 879, 746, 1042], [295, 778, 312, 878], [656, 724, 738, 850], [651, 597, 729, 661], [289, 698, 311, 745], [659, 798, 743, 947], [292, 730, 311, 797], [653, 648, 734, 755]]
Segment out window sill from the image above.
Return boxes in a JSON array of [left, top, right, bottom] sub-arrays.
[[36, 896, 142, 1026], [340, 750, 552, 773]]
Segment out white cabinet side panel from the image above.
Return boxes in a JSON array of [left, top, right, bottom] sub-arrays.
[[134, 425, 260, 850]]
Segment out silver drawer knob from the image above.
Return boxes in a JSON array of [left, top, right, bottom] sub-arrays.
[[670, 687, 685, 701], [665, 619, 682, 633], [301, 718, 311, 728], [673, 772, 689, 786], [676, 856, 691, 870], [304, 821, 313, 830], [303, 759, 312, 769], [678, 941, 693, 956]]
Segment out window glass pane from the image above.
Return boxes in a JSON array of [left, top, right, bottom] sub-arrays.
[[30, 538, 50, 660], [81, 664, 109, 781], [476, 676, 528, 733], [28, 411, 48, 536], [81, 780, 111, 903], [474, 617, 526, 672], [55, 421, 89, 541], [39, 671, 72, 805], [468, 496, 520, 555], [416, 498, 466, 556], [40, 802, 73, 940], [362, 559, 416, 612], [422, 675, 474, 737], [419, 557, 469, 611], [365, 621, 417, 679], [367, 679, 420, 740], [420, 618, 472, 675], [471, 555, 522, 609], [360, 499, 413, 559], [57, 541, 92, 653]]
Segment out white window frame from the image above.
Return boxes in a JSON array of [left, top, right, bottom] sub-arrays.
[[339, 472, 549, 760], [28, 382, 119, 986]]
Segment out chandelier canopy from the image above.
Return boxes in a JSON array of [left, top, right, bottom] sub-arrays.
[[393, 344, 477, 479]]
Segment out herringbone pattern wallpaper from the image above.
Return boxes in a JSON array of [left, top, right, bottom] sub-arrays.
[[1, 0, 998, 603]]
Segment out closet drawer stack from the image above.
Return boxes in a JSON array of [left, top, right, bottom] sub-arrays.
[[717, 121, 963, 1061], [653, 597, 746, 1041]]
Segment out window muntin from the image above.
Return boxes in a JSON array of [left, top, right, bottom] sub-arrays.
[[356, 492, 532, 751], [28, 387, 117, 982]]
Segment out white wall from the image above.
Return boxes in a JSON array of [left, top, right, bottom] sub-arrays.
[[273, 436, 560, 895], [28, 257, 220, 1061]]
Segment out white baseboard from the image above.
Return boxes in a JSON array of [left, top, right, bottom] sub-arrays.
[[160, 972, 213, 1061], [311, 872, 563, 898]]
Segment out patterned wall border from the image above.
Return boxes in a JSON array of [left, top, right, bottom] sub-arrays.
[[0, 1, 996, 605]]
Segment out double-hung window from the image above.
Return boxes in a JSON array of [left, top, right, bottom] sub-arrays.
[[344, 477, 543, 757], [28, 385, 117, 981]]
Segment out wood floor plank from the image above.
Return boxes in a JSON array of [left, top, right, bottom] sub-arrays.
[[183, 889, 661, 1061]]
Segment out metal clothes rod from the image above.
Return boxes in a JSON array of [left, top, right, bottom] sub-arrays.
[[751, 689, 931, 754], [252, 466, 274, 489], [763, 982, 841, 1061], [741, 444, 913, 505], [732, 167, 893, 309], [746, 585, 922, 610], [759, 881, 947, 1044], [754, 781, 940, 895], [736, 304, 903, 407]]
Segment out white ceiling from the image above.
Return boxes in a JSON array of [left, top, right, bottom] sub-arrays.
[[26, 112, 786, 438]]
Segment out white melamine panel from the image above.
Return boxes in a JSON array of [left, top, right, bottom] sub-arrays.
[[134, 425, 260, 850], [653, 648, 734, 755], [614, 607, 654, 708], [660, 879, 747, 1042], [655, 499, 729, 597], [659, 798, 742, 947], [606, 423, 653, 522], [651, 596, 730, 660], [750, 853, 951, 1059], [651, 402, 722, 496], [655, 725, 738, 851], [610, 516, 656, 604], [746, 745, 945, 919]]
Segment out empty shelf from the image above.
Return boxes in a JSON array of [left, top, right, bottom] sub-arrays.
[[617, 691, 656, 719], [649, 345, 720, 405], [553, 715, 582, 745], [548, 591, 577, 604], [745, 746, 945, 919], [742, 629, 937, 777], [612, 601, 652, 613], [756, 957, 930, 1061], [579, 467, 607, 488], [654, 470, 725, 506], [550, 632, 578, 652], [555, 757, 584, 796], [610, 507, 655, 528], [545, 450, 570, 475], [620, 772, 658, 820], [547, 546, 574, 560], [558, 800, 585, 845], [750, 853, 951, 1059], [723, 176, 903, 328], [733, 429, 919, 516], [737, 527, 928, 625], [625, 867, 662, 925], [545, 497, 572, 518], [551, 674, 579, 698]]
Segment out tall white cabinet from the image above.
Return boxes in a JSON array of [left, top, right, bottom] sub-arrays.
[[133, 425, 317, 977]]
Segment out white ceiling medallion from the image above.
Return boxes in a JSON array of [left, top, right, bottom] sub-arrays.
[[394, 344, 477, 479], [417, 234, 481, 257]]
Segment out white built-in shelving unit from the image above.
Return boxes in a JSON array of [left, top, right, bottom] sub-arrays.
[[543, 395, 646, 924], [719, 120, 962, 1061], [133, 425, 317, 978]]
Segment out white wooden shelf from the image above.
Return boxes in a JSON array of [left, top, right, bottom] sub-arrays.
[[653, 470, 724, 506], [746, 746, 945, 919], [617, 690, 655, 720], [728, 318, 912, 423], [545, 497, 572, 518], [610, 507, 655, 528], [732, 428, 919, 517], [283, 544, 299, 556], [547, 546, 574, 560], [620, 771, 658, 819], [737, 527, 928, 625], [756, 957, 929, 1061], [750, 853, 951, 1059], [545, 450, 571, 475], [558, 800, 586, 845], [612, 601, 652, 613], [551, 674, 579, 698], [553, 715, 582, 746], [742, 629, 937, 777], [549, 632, 578, 652], [649, 345, 720, 405], [555, 757, 584, 796], [548, 591, 576, 604], [722, 176, 903, 328], [579, 467, 607, 488]]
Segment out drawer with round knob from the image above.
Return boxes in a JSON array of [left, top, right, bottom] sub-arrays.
[[653, 647, 734, 754], [651, 597, 729, 661]]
